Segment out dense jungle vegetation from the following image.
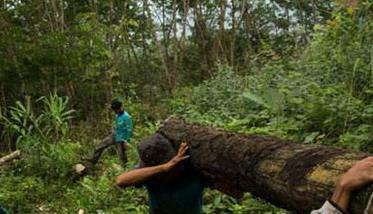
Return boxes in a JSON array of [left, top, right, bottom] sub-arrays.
[[0, 0, 372, 213]]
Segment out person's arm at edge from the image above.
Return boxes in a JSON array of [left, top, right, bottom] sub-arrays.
[[329, 156, 373, 213], [329, 184, 351, 213], [311, 157, 373, 214], [116, 142, 190, 188]]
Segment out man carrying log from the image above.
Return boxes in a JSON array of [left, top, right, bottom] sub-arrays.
[[116, 134, 205, 214], [89, 99, 133, 167], [116, 133, 373, 214]]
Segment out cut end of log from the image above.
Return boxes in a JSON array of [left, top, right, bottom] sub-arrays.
[[74, 164, 86, 174]]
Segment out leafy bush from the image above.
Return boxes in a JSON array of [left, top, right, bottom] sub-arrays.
[[1, 92, 75, 143], [0, 93, 79, 180], [203, 191, 286, 214], [0, 173, 47, 213], [61, 173, 148, 214]]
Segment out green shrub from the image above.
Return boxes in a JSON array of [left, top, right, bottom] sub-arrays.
[[0, 92, 75, 143], [59, 167, 148, 214], [0, 174, 47, 213], [0, 93, 79, 180], [19, 138, 81, 180]]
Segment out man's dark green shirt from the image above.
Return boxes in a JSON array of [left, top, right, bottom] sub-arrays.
[[0, 205, 8, 214], [145, 175, 204, 214]]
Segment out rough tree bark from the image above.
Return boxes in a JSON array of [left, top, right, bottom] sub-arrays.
[[148, 117, 373, 213]]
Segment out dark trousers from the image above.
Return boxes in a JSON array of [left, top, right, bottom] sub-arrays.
[[115, 142, 128, 167], [90, 134, 128, 167]]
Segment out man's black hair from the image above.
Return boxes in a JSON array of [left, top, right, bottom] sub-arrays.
[[111, 99, 122, 110], [138, 134, 194, 177], [138, 133, 176, 166]]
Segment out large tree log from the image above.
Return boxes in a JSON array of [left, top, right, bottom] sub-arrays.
[[147, 117, 373, 213], [0, 150, 20, 166]]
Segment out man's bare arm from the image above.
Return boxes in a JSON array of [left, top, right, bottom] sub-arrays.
[[116, 143, 190, 188], [116, 164, 168, 188]]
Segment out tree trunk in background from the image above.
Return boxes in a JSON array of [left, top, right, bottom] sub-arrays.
[[142, 0, 148, 58], [151, 117, 373, 213], [0, 84, 6, 151], [194, 0, 213, 78], [148, 0, 171, 95], [0, 84, 15, 151], [171, 0, 178, 90], [181, 0, 189, 51], [218, 0, 227, 64], [230, 0, 236, 67]]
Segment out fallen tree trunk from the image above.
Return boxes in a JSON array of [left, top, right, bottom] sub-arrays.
[[150, 117, 373, 213], [0, 150, 20, 166]]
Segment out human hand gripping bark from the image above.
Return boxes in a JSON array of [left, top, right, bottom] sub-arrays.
[[331, 157, 373, 212], [161, 142, 190, 172]]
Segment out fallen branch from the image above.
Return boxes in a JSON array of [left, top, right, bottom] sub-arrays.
[[0, 150, 21, 166]]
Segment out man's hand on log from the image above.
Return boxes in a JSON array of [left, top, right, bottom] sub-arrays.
[[162, 142, 190, 172], [339, 157, 373, 192], [331, 157, 373, 212]]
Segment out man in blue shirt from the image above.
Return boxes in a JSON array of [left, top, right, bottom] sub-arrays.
[[87, 99, 133, 167], [110, 99, 133, 166], [116, 134, 204, 214]]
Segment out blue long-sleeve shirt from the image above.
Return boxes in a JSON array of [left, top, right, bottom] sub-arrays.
[[114, 111, 133, 143]]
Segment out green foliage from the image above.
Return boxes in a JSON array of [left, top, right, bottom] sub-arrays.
[[1, 96, 43, 143], [1, 93, 79, 180], [1, 93, 75, 143], [0, 173, 47, 213], [62, 174, 148, 214], [186, 66, 249, 122], [300, 4, 373, 95], [40, 93, 75, 140], [203, 191, 286, 214], [20, 139, 81, 181], [174, 3, 373, 150]]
